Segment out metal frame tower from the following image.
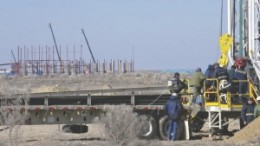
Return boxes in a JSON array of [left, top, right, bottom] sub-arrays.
[[228, 0, 260, 82]]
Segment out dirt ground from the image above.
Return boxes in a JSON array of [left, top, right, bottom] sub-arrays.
[[0, 72, 260, 146], [0, 121, 257, 146]]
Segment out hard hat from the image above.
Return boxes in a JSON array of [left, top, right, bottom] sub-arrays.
[[174, 72, 180, 78], [172, 93, 178, 96], [196, 68, 202, 72], [235, 58, 247, 68], [257, 96, 260, 101]]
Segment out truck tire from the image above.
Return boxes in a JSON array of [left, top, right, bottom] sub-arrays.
[[62, 124, 88, 133], [138, 115, 158, 139], [191, 117, 204, 132], [159, 115, 184, 140]]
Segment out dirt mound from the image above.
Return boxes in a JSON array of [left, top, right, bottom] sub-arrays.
[[227, 117, 260, 144]]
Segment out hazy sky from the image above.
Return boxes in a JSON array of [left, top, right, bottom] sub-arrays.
[[0, 0, 227, 71]]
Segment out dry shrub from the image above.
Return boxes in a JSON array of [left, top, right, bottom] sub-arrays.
[[0, 81, 30, 146], [0, 96, 29, 146], [99, 105, 147, 146]]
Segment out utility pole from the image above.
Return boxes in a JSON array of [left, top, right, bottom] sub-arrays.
[[82, 29, 96, 63]]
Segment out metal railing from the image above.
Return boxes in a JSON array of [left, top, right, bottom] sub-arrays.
[[203, 78, 259, 111]]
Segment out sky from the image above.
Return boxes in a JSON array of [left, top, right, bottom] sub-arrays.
[[0, 0, 227, 71]]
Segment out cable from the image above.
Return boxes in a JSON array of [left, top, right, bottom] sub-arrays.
[[148, 90, 168, 106], [220, 0, 224, 36]]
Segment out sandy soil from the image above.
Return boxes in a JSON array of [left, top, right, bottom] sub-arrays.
[[227, 117, 260, 144], [0, 121, 256, 146]]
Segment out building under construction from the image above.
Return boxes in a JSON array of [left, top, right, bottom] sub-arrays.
[[1, 45, 134, 76]]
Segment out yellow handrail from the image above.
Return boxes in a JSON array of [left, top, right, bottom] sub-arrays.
[[248, 81, 259, 105], [202, 78, 260, 111]]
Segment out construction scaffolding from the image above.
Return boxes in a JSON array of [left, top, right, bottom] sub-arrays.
[[9, 45, 134, 76]]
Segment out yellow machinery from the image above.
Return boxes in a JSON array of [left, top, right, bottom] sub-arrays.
[[185, 33, 259, 137], [218, 34, 233, 67]]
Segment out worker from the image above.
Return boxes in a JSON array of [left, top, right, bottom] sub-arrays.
[[228, 65, 238, 103], [189, 68, 205, 103], [213, 63, 230, 92], [204, 64, 215, 88], [254, 96, 260, 118], [213, 63, 229, 81], [212, 63, 219, 76], [211, 63, 230, 103], [169, 72, 187, 94], [228, 64, 236, 81], [241, 98, 255, 126], [234, 65, 248, 104], [204, 64, 217, 102], [165, 93, 183, 141]]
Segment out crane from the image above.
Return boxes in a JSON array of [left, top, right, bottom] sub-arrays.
[[49, 23, 62, 64], [82, 29, 96, 64]]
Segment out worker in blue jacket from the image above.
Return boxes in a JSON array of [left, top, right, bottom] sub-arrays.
[[234, 66, 248, 104], [212, 64, 229, 81], [204, 64, 215, 88], [165, 93, 183, 141], [212, 63, 230, 94], [241, 98, 255, 126]]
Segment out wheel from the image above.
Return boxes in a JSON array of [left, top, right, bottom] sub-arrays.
[[138, 115, 158, 139], [191, 117, 204, 132], [62, 124, 88, 133], [159, 115, 184, 140]]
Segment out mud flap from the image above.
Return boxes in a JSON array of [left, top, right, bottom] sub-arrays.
[[183, 120, 191, 140]]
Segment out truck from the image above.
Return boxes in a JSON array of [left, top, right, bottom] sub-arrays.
[[0, 85, 193, 140]]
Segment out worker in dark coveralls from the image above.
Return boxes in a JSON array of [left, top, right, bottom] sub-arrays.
[[204, 64, 215, 88], [213, 63, 229, 82], [227, 64, 237, 94], [165, 93, 183, 141], [212, 63, 231, 94], [228, 64, 236, 81], [169, 72, 187, 94], [234, 66, 248, 104], [241, 98, 255, 127]]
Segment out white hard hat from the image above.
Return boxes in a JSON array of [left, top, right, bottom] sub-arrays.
[[257, 96, 260, 101], [172, 93, 178, 96]]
